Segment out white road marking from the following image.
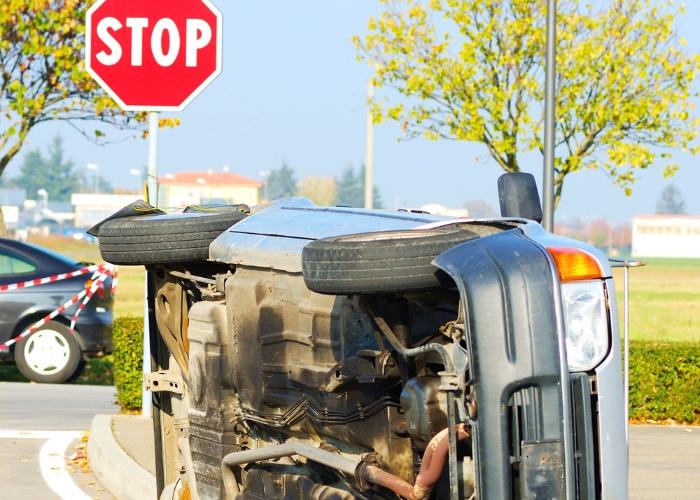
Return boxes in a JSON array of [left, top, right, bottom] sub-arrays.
[[0, 430, 91, 500]]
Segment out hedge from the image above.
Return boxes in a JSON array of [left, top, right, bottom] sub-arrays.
[[111, 318, 700, 423], [629, 340, 700, 424], [112, 316, 145, 411]]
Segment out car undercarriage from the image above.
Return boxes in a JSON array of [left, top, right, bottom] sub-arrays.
[[98, 179, 627, 500]]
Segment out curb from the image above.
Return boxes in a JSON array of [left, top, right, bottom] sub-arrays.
[[88, 414, 157, 500]]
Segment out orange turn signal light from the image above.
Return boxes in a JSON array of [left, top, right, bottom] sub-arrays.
[[547, 247, 604, 282]]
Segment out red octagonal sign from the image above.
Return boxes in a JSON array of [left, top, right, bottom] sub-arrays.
[[86, 0, 222, 111]]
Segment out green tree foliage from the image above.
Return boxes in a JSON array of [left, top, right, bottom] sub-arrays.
[[80, 171, 113, 194], [0, 0, 179, 178], [336, 164, 384, 208], [266, 163, 298, 201], [355, 0, 700, 206], [656, 183, 686, 214], [13, 136, 80, 201]]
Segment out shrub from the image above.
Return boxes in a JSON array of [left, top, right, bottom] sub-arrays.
[[108, 318, 700, 421], [112, 316, 145, 410], [629, 341, 700, 424]]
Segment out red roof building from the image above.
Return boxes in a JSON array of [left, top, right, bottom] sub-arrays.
[[158, 170, 262, 208]]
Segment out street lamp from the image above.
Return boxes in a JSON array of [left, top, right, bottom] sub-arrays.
[[259, 170, 270, 202], [542, 0, 557, 232], [86, 162, 99, 193], [36, 189, 48, 211], [129, 168, 143, 193], [364, 79, 374, 209]]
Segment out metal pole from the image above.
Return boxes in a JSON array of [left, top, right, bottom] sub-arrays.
[[142, 111, 158, 418], [542, 0, 557, 232], [624, 266, 630, 455], [147, 111, 159, 206], [364, 79, 374, 209]]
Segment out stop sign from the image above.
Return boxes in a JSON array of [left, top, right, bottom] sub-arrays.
[[86, 0, 222, 111]]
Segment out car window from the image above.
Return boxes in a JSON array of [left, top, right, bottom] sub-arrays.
[[0, 250, 38, 276], [20, 241, 79, 268]]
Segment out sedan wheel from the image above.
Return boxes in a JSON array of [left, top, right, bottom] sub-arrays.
[[14, 321, 82, 383]]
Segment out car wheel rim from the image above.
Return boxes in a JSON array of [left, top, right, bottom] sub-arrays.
[[23, 329, 71, 376]]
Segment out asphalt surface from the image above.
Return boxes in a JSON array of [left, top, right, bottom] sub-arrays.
[[1, 381, 698, 499], [0, 381, 118, 499], [629, 424, 700, 499]]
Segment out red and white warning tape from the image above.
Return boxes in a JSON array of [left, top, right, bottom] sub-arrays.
[[110, 266, 118, 297], [0, 263, 117, 351], [0, 264, 105, 292], [69, 269, 111, 330]]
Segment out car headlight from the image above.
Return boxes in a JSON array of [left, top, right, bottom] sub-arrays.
[[561, 280, 608, 372]]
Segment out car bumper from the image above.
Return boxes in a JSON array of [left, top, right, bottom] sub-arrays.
[[434, 231, 626, 498], [75, 310, 113, 353]]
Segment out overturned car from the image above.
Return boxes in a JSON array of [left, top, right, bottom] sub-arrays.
[[98, 174, 627, 499]]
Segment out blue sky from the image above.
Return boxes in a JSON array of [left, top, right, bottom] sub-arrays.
[[7, 1, 700, 222]]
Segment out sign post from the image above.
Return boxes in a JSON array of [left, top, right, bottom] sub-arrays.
[[85, 0, 222, 418], [147, 112, 159, 206], [542, 0, 557, 232]]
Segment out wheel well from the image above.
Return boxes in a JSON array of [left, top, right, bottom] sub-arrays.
[[10, 313, 73, 349]]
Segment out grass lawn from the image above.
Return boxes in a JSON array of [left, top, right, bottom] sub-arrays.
[[0, 356, 114, 385], [22, 236, 700, 341], [27, 235, 145, 317], [613, 258, 700, 342]]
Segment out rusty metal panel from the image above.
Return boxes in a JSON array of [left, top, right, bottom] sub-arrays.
[[521, 440, 565, 500]]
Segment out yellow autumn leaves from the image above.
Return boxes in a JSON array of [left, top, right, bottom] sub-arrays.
[[356, 0, 699, 205]]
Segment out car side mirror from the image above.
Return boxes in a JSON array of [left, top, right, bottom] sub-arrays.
[[497, 173, 543, 222]]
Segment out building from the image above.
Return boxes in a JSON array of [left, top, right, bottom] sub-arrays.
[[71, 193, 142, 228], [0, 188, 26, 231], [158, 170, 262, 208], [632, 215, 700, 258]]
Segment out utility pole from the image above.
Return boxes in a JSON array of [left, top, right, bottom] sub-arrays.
[[142, 111, 158, 418], [147, 112, 159, 206], [542, 0, 557, 232], [364, 79, 374, 209]]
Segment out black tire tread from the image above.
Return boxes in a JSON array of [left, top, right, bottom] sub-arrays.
[[302, 228, 480, 294], [98, 210, 247, 265]]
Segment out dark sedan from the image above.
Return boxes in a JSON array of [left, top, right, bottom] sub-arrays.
[[0, 239, 112, 383]]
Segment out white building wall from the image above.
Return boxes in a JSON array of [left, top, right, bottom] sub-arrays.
[[71, 193, 142, 228], [632, 216, 700, 258], [159, 184, 259, 208]]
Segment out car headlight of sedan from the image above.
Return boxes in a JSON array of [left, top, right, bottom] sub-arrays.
[[561, 280, 609, 372]]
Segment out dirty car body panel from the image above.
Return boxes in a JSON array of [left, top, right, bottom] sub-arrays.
[[136, 198, 626, 500]]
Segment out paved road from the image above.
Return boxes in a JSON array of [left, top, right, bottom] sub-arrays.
[[0, 382, 118, 499], [1, 381, 698, 499], [630, 424, 700, 499]]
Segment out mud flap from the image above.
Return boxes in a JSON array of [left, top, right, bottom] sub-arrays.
[[433, 229, 573, 499]]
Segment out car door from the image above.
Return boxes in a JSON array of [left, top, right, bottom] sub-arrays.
[[0, 247, 41, 343]]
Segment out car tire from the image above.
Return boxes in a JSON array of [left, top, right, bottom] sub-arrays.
[[14, 321, 83, 384], [301, 228, 479, 294], [98, 209, 248, 265]]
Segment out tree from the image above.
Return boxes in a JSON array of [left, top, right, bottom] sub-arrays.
[[297, 176, 337, 206], [266, 163, 298, 201], [656, 184, 686, 214], [336, 164, 384, 208], [0, 1, 180, 178], [13, 136, 80, 201], [80, 172, 113, 193], [355, 0, 700, 207]]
